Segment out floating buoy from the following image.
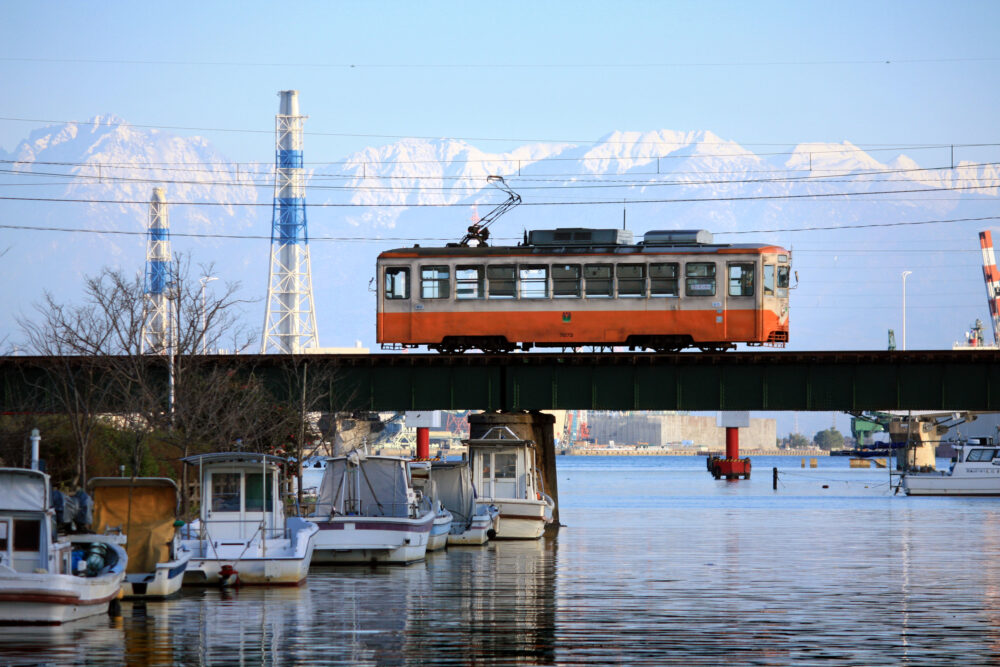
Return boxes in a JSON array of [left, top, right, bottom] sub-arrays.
[[822, 484, 829, 489]]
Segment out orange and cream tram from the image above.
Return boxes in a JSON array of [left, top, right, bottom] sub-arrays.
[[376, 228, 790, 352]]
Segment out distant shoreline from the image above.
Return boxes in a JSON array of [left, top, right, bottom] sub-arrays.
[[561, 448, 829, 457]]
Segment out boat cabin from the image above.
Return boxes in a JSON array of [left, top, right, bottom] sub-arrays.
[[466, 427, 543, 502], [955, 437, 999, 464], [182, 453, 287, 540], [316, 454, 416, 518], [0, 468, 65, 575], [89, 477, 180, 575]]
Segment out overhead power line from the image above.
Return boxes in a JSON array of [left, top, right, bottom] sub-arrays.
[[3, 214, 999, 241], [0, 182, 996, 208]]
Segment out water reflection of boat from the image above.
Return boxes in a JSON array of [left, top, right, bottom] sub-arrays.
[[466, 427, 554, 539], [89, 477, 192, 598], [431, 461, 499, 545], [901, 437, 1000, 496], [308, 453, 434, 564], [0, 468, 127, 625], [179, 453, 318, 585], [407, 461, 453, 551]]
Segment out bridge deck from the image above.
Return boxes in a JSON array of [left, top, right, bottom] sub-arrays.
[[3, 350, 998, 412]]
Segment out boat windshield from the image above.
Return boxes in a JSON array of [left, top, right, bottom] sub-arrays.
[[966, 448, 998, 462]]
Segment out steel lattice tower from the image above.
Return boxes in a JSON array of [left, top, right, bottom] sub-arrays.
[[141, 187, 172, 354], [261, 90, 319, 353]]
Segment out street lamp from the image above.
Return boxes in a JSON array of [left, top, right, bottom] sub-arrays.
[[199, 275, 218, 355], [901, 270, 913, 350]]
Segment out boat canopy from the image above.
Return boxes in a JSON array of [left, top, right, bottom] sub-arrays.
[[181, 453, 286, 468], [431, 462, 475, 526], [0, 468, 50, 512], [316, 455, 410, 518], [89, 477, 178, 574]]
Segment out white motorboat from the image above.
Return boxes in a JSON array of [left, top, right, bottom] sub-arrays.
[[901, 437, 1000, 496], [465, 427, 555, 539], [431, 461, 499, 545], [89, 477, 192, 598], [408, 461, 453, 552], [0, 468, 127, 624], [307, 452, 434, 564], [179, 453, 318, 586]]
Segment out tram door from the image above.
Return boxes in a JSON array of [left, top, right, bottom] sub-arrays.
[[726, 262, 756, 339], [480, 448, 520, 500]]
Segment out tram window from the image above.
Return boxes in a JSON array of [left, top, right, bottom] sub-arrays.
[[384, 267, 410, 300], [584, 265, 612, 297], [245, 473, 274, 512], [212, 473, 241, 512], [456, 266, 484, 299], [519, 266, 548, 299], [488, 265, 516, 299], [552, 265, 581, 297], [650, 263, 679, 297], [420, 266, 449, 299], [777, 265, 790, 298], [12, 519, 40, 551], [617, 264, 646, 297], [685, 262, 716, 296], [728, 263, 755, 297], [764, 265, 775, 296]]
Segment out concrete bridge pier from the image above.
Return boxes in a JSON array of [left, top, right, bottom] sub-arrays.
[[468, 410, 560, 532]]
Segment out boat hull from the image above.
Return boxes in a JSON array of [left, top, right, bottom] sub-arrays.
[[0, 567, 125, 625], [481, 498, 552, 540], [122, 549, 192, 598], [447, 514, 495, 546], [427, 513, 452, 552], [307, 513, 433, 564], [179, 521, 318, 586], [903, 474, 1000, 496]]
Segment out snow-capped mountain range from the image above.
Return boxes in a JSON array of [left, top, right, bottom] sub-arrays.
[[2, 116, 998, 351]]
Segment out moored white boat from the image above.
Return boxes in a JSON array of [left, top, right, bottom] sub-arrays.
[[408, 461, 453, 552], [0, 468, 127, 624], [307, 453, 434, 564], [179, 453, 318, 586], [431, 461, 499, 545], [466, 427, 554, 540], [89, 477, 192, 598], [901, 437, 1000, 496]]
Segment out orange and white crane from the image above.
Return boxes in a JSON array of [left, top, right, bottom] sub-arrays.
[[978, 231, 1000, 345]]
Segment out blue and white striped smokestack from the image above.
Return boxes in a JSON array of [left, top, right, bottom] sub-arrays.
[[141, 187, 172, 353], [262, 90, 319, 353]]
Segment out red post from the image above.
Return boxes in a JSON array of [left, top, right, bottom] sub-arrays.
[[416, 426, 430, 459], [726, 426, 739, 460]]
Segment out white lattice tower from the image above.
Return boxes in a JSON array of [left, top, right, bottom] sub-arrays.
[[261, 90, 319, 353], [141, 187, 172, 354], [979, 230, 1000, 345]]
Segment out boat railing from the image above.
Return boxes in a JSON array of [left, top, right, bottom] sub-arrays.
[[314, 500, 414, 519], [182, 520, 288, 541]]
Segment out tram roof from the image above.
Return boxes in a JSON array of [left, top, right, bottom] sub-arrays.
[[379, 242, 788, 259]]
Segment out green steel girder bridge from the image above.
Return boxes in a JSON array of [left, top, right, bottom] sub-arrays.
[[2, 350, 1000, 413]]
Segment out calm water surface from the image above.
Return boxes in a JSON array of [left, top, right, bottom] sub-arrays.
[[2, 455, 999, 665]]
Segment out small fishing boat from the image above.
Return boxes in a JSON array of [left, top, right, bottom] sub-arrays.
[[431, 460, 499, 545], [179, 453, 318, 586], [901, 437, 1000, 496], [307, 452, 434, 564], [465, 427, 554, 539], [408, 461, 453, 552], [0, 468, 127, 624], [88, 477, 192, 598]]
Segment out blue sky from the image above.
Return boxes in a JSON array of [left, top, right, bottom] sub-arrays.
[[3, 1, 999, 162], [3, 1, 1000, 439]]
